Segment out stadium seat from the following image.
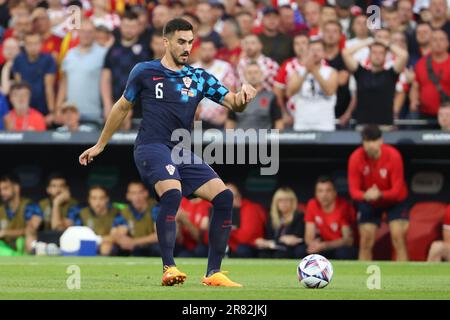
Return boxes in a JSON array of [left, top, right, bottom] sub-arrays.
[[406, 202, 448, 261]]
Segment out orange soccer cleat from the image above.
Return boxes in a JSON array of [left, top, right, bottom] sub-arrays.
[[161, 266, 187, 286], [202, 271, 243, 287]]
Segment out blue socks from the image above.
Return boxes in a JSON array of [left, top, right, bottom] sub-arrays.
[[206, 189, 234, 277], [156, 189, 182, 268]]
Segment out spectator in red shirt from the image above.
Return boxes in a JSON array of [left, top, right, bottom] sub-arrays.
[[411, 29, 450, 120], [4, 82, 46, 131], [348, 125, 409, 261], [427, 205, 450, 262], [227, 183, 266, 258], [255, 187, 306, 259], [305, 176, 357, 260], [176, 197, 210, 258]]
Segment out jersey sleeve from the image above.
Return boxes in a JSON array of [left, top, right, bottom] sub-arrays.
[[67, 205, 82, 226], [24, 203, 44, 221], [112, 214, 128, 228], [123, 63, 144, 103], [202, 70, 230, 104]]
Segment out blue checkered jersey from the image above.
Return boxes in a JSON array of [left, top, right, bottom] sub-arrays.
[[124, 59, 230, 147]]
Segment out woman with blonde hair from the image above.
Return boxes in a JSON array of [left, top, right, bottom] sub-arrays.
[[255, 187, 306, 259]]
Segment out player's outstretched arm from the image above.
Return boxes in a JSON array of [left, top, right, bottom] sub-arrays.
[[222, 83, 257, 113], [79, 96, 133, 166]]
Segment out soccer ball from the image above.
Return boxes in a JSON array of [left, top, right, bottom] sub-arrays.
[[297, 254, 333, 289]]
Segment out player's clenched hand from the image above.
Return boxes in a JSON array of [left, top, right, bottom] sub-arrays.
[[79, 144, 104, 166], [240, 83, 257, 105]]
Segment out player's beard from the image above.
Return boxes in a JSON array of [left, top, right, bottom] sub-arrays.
[[171, 50, 189, 66]]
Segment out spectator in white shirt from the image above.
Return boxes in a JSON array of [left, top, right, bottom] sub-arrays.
[[286, 38, 338, 131]]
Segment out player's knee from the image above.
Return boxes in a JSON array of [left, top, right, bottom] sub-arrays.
[[160, 189, 182, 211], [212, 188, 234, 211]]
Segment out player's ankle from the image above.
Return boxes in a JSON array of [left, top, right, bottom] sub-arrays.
[[163, 264, 177, 271], [206, 269, 220, 277]]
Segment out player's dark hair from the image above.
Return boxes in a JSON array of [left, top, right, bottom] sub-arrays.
[[46, 172, 67, 187], [10, 81, 32, 94], [316, 175, 335, 186], [163, 18, 193, 38], [88, 185, 109, 197], [0, 174, 20, 185], [361, 124, 383, 141]]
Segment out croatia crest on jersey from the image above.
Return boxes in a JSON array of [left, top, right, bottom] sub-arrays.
[[183, 77, 192, 88], [166, 165, 176, 176]]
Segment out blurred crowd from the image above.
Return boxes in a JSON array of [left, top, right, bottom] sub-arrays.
[[1, 126, 449, 261], [0, 0, 449, 132]]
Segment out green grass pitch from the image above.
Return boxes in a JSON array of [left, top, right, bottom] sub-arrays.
[[0, 257, 449, 300]]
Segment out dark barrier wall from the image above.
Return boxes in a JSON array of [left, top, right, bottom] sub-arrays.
[[0, 131, 449, 208]]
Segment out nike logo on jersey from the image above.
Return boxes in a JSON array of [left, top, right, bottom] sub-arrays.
[[153, 76, 164, 81]]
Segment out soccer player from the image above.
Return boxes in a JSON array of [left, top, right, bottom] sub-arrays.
[[348, 125, 409, 261], [78, 18, 257, 287]]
